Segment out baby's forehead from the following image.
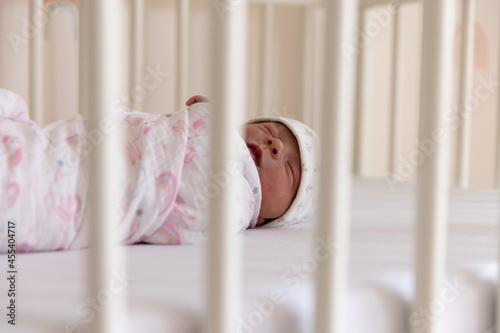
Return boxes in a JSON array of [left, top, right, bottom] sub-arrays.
[[253, 120, 289, 133], [267, 121, 288, 130]]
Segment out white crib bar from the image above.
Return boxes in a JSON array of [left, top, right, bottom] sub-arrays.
[[301, 7, 313, 124], [388, 7, 401, 180], [495, 6, 500, 190], [314, 0, 358, 332], [207, 2, 248, 333], [29, 0, 43, 125], [497, 3, 500, 328], [413, 0, 454, 332], [456, 0, 475, 188], [301, 6, 320, 126], [353, 9, 366, 176], [497, 75, 500, 189], [80, 1, 124, 332], [311, 6, 324, 135], [260, 3, 274, 116], [176, 0, 190, 108], [131, 0, 144, 111]]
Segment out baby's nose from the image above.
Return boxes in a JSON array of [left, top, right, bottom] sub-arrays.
[[266, 137, 283, 159]]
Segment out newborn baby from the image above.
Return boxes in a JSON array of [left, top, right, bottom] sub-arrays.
[[187, 95, 320, 228], [0, 90, 320, 252]]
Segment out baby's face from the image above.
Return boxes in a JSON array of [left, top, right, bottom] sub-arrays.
[[242, 121, 301, 226]]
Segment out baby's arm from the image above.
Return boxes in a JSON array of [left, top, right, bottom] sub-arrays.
[[185, 95, 210, 106]]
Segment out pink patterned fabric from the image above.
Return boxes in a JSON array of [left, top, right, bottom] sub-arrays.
[[0, 90, 261, 252]]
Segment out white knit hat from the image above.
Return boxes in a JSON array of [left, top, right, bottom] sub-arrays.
[[247, 116, 321, 227]]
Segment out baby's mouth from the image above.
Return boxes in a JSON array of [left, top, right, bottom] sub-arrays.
[[247, 144, 261, 167]]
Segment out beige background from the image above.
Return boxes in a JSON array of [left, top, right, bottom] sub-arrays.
[[0, 0, 499, 188]]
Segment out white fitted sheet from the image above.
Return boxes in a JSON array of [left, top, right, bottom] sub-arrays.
[[0, 177, 497, 333]]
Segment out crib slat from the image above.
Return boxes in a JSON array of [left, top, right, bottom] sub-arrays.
[[314, 0, 358, 332], [388, 6, 402, 180], [414, 1, 455, 333], [260, 3, 274, 116], [208, 1, 248, 332], [176, 0, 190, 108], [353, 9, 366, 176], [497, 5, 500, 190], [456, 0, 475, 188], [497, 2, 500, 328], [29, 0, 43, 125], [80, 1, 125, 332], [131, 0, 144, 111], [311, 7, 324, 134], [301, 6, 316, 126], [302, 5, 323, 128]]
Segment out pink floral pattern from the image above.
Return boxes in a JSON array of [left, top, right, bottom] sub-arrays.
[[0, 90, 261, 252]]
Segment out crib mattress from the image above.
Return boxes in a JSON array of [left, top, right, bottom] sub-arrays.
[[0, 177, 498, 333]]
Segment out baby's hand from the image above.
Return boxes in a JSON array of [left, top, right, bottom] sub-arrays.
[[185, 95, 210, 106]]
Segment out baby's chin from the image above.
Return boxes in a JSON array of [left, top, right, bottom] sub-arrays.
[[258, 204, 287, 222], [256, 215, 278, 227]]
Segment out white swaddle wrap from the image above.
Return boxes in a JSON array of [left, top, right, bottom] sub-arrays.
[[0, 90, 261, 252]]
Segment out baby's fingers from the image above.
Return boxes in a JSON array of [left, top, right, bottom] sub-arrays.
[[185, 95, 210, 106]]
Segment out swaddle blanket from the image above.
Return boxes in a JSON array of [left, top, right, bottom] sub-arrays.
[[0, 89, 261, 252]]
